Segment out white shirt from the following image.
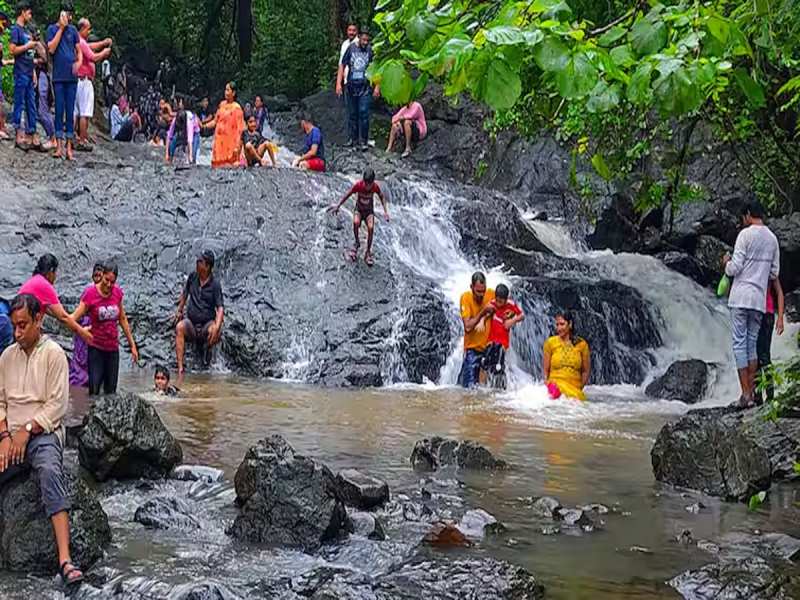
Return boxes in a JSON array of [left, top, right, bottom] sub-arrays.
[[340, 37, 357, 83], [725, 224, 780, 312]]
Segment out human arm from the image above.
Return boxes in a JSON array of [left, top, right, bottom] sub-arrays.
[[773, 278, 785, 336], [724, 232, 746, 277], [329, 185, 355, 213], [0, 364, 9, 472], [377, 187, 390, 221], [90, 45, 111, 63], [336, 63, 345, 96], [503, 304, 525, 330], [174, 280, 188, 323], [88, 37, 111, 52], [48, 303, 92, 343], [118, 303, 139, 363], [580, 342, 591, 388], [461, 296, 494, 334], [72, 37, 83, 73], [69, 300, 88, 322], [208, 306, 224, 345], [47, 20, 67, 55], [543, 340, 552, 380], [9, 29, 37, 57]]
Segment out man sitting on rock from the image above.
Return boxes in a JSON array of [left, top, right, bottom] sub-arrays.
[[174, 250, 224, 378], [0, 294, 83, 589]]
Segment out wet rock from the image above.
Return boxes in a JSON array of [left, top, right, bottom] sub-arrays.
[[628, 546, 653, 554], [410, 437, 508, 472], [78, 393, 183, 481], [72, 577, 246, 599], [457, 509, 504, 539], [685, 502, 706, 514], [171, 580, 244, 599], [540, 525, 561, 536], [172, 465, 225, 483], [335, 469, 390, 510], [531, 496, 562, 519], [134, 496, 201, 530], [587, 193, 640, 252], [770, 212, 800, 293], [555, 508, 593, 528], [580, 503, 610, 515], [423, 522, 470, 547], [349, 512, 387, 541], [0, 452, 111, 573], [645, 360, 710, 404], [677, 529, 695, 545], [651, 406, 800, 500], [697, 539, 721, 554], [659, 251, 707, 285], [669, 557, 793, 600], [229, 435, 349, 552], [401, 500, 434, 522], [693, 235, 732, 288]]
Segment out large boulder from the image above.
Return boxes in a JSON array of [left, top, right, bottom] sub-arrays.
[[229, 435, 349, 552], [645, 360, 710, 404], [651, 406, 800, 500], [770, 212, 800, 293], [410, 437, 509, 472], [78, 393, 183, 481], [669, 557, 793, 600], [0, 453, 111, 573]]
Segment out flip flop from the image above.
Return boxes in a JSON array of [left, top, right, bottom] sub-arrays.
[[345, 248, 358, 262], [59, 560, 83, 589], [364, 252, 375, 267]]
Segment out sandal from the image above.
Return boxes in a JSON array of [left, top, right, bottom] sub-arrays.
[[364, 252, 375, 267], [14, 140, 30, 152], [345, 247, 358, 262], [59, 560, 83, 589]]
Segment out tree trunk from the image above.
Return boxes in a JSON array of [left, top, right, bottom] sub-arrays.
[[237, 0, 253, 64]]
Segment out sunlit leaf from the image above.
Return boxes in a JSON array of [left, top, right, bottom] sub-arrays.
[[380, 60, 414, 105], [591, 152, 613, 180], [586, 81, 621, 113], [485, 58, 522, 110], [556, 52, 598, 99], [598, 25, 627, 47], [533, 36, 569, 72]]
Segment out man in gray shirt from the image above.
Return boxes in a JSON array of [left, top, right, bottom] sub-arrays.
[[723, 202, 780, 407]]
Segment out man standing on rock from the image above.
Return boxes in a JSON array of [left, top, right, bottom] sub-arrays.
[[459, 272, 495, 388], [174, 250, 224, 378], [0, 294, 83, 589], [74, 17, 112, 150], [337, 22, 358, 145], [337, 29, 380, 151], [723, 202, 780, 408]]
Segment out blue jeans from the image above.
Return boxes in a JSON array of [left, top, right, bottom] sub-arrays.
[[53, 81, 77, 140], [731, 308, 763, 369], [459, 349, 485, 388], [12, 72, 37, 135], [169, 136, 199, 163], [347, 90, 372, 144], [0, 433, 69, 518]]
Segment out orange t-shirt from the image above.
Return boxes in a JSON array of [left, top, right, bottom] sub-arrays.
[[460, 289, 495, 351]]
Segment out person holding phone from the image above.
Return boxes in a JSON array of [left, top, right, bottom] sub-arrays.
[[46, 1, 82, 161]]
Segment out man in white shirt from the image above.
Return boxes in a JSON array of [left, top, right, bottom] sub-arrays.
[[723, 202, 780, 407], [337, 23, 358, 146]]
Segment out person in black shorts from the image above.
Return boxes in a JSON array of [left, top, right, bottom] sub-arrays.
[[328, 168, 389, 266], [174, 250, 224, 377], [241, 114, 276, 167]]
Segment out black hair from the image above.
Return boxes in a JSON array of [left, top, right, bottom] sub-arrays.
[[154, 364, 170, 381], [60, 0, 75, 13], [33, 253, 58, 276], [175, 110, 188, 144], [360, 28, 371, 37], [742, 202, 765, 220], [10, 293, 40, 319], [101, 260, 119, 277], [555, 310, 581, 345], [254, 94, 263, 103], [247, 114, 256, 122], [92, 262, 103, 274], [227, 81, 238, 99], [16, 1, 31, 16], [496, 284, 509, 300], [199, 250, 215, 269], [300, 112, 313, 124], [471, 272, 486, 286], [363, 168, 375, 184]]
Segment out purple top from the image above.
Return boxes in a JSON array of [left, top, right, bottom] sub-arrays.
[[167, 111, 200, 147]]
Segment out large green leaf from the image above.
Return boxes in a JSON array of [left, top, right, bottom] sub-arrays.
[[591, 153, 613, 180], [654, 67, 703, 116], [706, 15, 730, 44], [485, 26, 527, 46], [629, 19, 668, 56], [412, 73, 429, 100], [733, 68, 766, 108], [484, 58, 522, 110], [418, 36, 473, 77], [555, 52, 598, 99], [380, 60, 414, 105], [586, 81, 622, 113], [533, 36, 569, 72], [531, 0, 573, 20], [406, 14, 438, 47], [610, 44, 636, 67], [598, 26, 627, 47], [627, 62, 654, 104]]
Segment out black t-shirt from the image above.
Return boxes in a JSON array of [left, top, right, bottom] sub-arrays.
[[242, 129, 264, 147], [184, 272, 224, 325]]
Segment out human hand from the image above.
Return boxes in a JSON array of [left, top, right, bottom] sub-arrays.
[[79, 326, 93, 344], [9, 430, 29, 466], [721, 252, 731, 268], [776, 316, 785, 336], [373, 87, 380, 98], [327, 205, 339, 215], [292, 158, 300, 168], [131, 346, 140, 363], [58, 12, 68, 29], [208, 323, 221, 346], [104, 38, 112, 47], [335, 84, 343, 97], [0, 437, 11, 473], [503, 319, 515, 331], [384, 212, 390, 223]]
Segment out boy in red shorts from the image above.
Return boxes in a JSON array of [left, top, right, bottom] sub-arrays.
[[292, 114, 326, 172], [482, 283, 525, 382], [329, 168, 389, 266]]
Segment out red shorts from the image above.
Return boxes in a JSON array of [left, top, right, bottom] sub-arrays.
[[306, 158, 326, 172]]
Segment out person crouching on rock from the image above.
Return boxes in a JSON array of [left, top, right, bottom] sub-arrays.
[[153, 364, 179, 396], [543, 311, 591, 401], [328, 167, 389, 267], [292, 114, 326, 172], [0, 294, 84, 589], [241, 114, 276, 167], [459, 272, 495, 388], [174, 250, 224, 379]]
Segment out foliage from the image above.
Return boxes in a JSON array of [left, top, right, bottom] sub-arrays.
[[759, 354, 800, 421], [0, 0, 11, 99], [748, 490, 767, 512]]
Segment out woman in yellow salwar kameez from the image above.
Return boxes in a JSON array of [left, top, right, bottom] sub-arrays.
[[543, 311, 591, 401], [206, 82, 245, 168]]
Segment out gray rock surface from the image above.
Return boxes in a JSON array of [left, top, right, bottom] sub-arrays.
[[78, 393, 183, 481], [410, 437, 509, 472], [645, 360, 710, 404], [134, 496, 201, 530], [335, 469, 390, 510], [229, 435, 349, 552]]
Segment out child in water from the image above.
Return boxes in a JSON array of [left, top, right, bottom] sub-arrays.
[[153, 364, 179, 396], [482, 284, 525, 378]]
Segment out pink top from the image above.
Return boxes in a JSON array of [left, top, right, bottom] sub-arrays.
[[81, 284, 124, 352], [392, 102, 427, 139], [77, 37, 96, 79], [766, 288, 775, 314], [18, 274, 60, 314]]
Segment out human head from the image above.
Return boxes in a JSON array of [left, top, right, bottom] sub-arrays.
[[741, 201, 765, 227], [154, 364, 170, 391], [300, 113, 314, 134], [33, 253, 59, 284], [224, 82, 237, 103], [254, 94, 263, 109], [346, 23, 358, 40], [175, 110, 188, 137], [10, 294, 43, 352], [16, 1, 32, 22], [363, 168, 375, 185], [495, 283, 509, 308], [176, 97, 185, 110], [118, 95, 129, 113], [555, 311, 576, 340], [77, 17, 90, 38], [92, 262, 103, 284], [199, 96, 209, 110], [470, 271, 487, 303], [98, 261, 119, 295], [359, 30, 370, 47], [60, 0, 74, 20], [247, 114, 257, 131], [196, 250, 215, 278]]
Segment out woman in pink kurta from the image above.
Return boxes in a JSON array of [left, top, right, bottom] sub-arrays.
[[386, 100, 427, 157]]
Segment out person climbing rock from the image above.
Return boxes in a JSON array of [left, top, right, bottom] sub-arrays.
[[481, 283, 525, 387], [292, 114, 325, 172], [459, 272, 495, 388], [337, 29, 380, 151], [0, 294, 84, 590], [543, 311, 591, 401], [723, 202, 780, 408], [174, 250, 224, 378], [328, 168, 389, 267], [241, 114, 276, 167]]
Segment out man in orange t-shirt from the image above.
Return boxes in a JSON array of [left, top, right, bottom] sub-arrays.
[[459, 272, 495, 388]]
